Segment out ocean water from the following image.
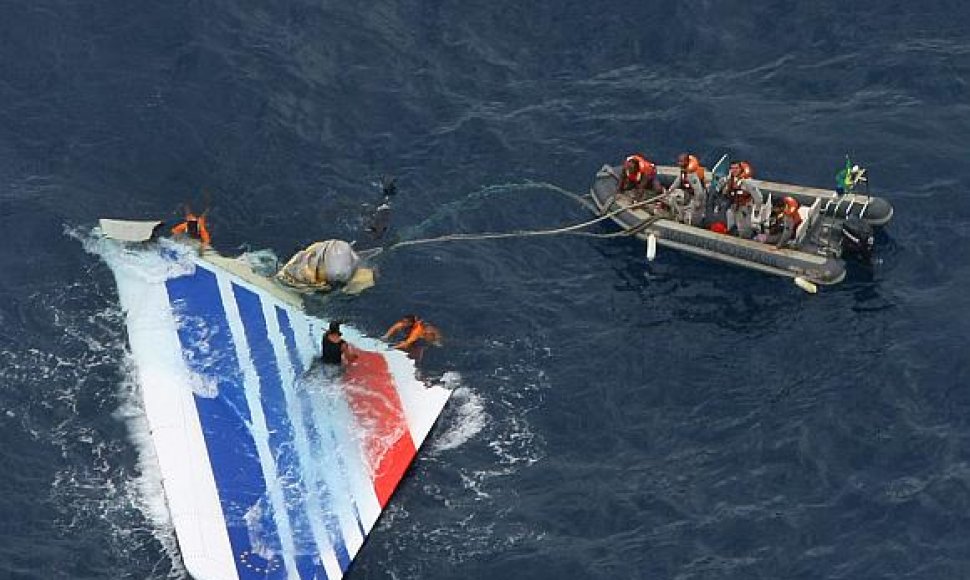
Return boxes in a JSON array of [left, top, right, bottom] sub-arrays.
[[2, 1, 970, 578]]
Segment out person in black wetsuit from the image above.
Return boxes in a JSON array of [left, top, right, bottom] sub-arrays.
[[321, 321, 357, 366]]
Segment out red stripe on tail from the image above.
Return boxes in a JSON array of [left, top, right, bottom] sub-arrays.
[[342, 351, 417, 507]]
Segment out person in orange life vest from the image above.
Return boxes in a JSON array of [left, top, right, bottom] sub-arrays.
[[774, 196, 803, 249], [667, 153, 707, 224], [755, 197, 785, 244], [618, 154, 664, 201], [382, 314, 442, 351], [170, 208, 211, 247], [718, 161, 763, 238], [320, 320, 358, 366]]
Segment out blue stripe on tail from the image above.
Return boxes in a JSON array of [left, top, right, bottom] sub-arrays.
[[166, 266, 287, 580], [232, 284, 328, 580], [276, 307, 353, 571]]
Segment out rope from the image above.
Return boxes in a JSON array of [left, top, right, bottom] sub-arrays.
[[384, 191, 667, 252], [397, 181, 600, 241], [530, 181, 600, 214]]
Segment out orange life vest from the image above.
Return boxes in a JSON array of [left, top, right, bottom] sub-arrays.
[[784, 201, 802, 230], [728, 177, 752, 207], [404, 319, 426, 345], [392, 318, 437, 350], [679, 154, 706, 191], [624, 154, 656, 184], [171, 213, 211, 246]]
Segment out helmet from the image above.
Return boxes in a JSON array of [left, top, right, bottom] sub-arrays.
[[783, 196, 799, 215]]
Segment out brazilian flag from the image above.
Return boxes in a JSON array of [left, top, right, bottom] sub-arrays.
[[835, 156, 853, 193]]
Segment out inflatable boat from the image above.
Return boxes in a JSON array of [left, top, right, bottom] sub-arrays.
[[589, 161, 893, 286]]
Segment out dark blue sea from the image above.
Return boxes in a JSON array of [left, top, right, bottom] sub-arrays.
[[3, 1, 970, 578]]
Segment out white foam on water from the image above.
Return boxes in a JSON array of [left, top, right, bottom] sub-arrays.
[[111, 355, 187, 579], [432, 376, 488, 453], [295, 364, 371, 553], [20, 298, 186, 578], [77, 226, 197, 285], [367, 339, 551, 578]]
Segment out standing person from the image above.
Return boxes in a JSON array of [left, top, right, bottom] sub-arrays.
[[720, 161, 763, 238], [667, 153, 707, 224], [321, 321, 357, 366]]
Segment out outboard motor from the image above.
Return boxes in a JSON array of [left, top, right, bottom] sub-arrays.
[[840, 216, 874, 261]]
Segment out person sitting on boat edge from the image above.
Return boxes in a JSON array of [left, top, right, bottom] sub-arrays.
[[774, 196, 803, 249], [321, 320, 358, 366], [618, 154, 664, 202], [759, 196, 802, 249], [668, 153, 707, 225], [755, 197, 785, 244], [719, 161, 763, 238]]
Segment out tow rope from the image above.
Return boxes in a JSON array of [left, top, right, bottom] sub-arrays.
[[373, 189, 668, 254]]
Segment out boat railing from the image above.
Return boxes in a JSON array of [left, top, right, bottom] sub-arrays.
[[794, 198, 823, 247], [752, 193, 772, 231]]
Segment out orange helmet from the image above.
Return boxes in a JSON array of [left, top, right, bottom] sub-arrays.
[[783, 196, 799, 215]]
